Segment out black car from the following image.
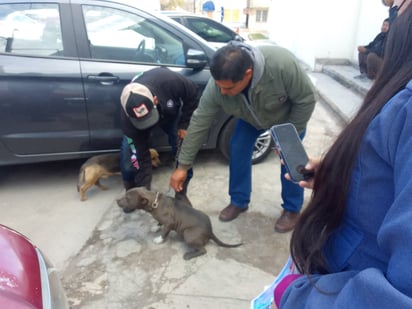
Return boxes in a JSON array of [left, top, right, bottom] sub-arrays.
[[0, 0, 272, 166], [161, 11, 245, 47]]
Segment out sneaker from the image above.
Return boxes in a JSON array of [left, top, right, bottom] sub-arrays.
[[274, 210, 300, 233]]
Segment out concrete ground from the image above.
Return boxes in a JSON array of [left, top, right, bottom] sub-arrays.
[[0, 67, 348, 308], [59, 99, 342, 309]]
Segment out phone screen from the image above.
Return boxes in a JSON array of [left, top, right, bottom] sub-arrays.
[[270, 123, 312, 182]]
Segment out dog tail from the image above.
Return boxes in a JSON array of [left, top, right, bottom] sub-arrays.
[[77, 165, 86, 192], [211, 233, 242, 248]]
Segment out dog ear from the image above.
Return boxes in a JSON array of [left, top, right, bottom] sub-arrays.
[[135, 187, 153, 208], [140, 196, 149, 206], [137, 187, 154, 200]]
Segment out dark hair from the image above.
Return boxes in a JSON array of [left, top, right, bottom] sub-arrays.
[[290, 4, 412, 275], [210, 44, 253, 82]]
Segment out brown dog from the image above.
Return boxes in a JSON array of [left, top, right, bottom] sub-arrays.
[[77, 149, 160, 201], [116, 187, 242, 260], [149, 148, 161, 168]]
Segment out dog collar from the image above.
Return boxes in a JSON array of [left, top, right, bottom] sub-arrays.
[[152, 192, 160, 209]]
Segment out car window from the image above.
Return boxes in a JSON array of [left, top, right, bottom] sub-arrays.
[[82, 5, 185, 65], [0, 3, 63, 56], [182, 17, 234, 43]]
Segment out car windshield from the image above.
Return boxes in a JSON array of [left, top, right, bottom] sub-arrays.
[[184, 17, 235, 43]]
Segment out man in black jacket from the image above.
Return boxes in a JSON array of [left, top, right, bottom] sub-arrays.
[[120, 67, 199, 198], [356, 18, 390, 80]]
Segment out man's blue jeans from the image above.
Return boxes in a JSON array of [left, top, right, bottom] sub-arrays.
[[229, 119, 305, 213]]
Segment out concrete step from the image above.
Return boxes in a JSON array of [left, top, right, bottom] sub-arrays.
[[308, 63, 377, 124], [308, 71, 364, 124], [322, 64, 372, 97]]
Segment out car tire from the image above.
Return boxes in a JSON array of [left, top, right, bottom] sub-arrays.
[[218, 118, 274, 165]]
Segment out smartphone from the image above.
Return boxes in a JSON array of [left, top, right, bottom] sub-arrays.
[[270, 123, 314, 183]]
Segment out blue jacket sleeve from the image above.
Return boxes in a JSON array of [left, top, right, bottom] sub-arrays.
[[281, 268, 412, 308]]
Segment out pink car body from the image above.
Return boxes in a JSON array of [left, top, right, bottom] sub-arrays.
[[0, 224, 69, 309]]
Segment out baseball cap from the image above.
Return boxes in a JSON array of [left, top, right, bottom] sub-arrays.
[[120, 83, 159, 130]]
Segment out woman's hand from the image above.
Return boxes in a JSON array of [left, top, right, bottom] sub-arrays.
[[285, 157, 321, 189]]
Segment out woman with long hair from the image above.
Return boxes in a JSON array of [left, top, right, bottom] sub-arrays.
[[274, 3, 412, 308]]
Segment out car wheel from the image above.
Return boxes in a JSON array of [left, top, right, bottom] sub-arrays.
[[218, 118, 274, 164], [251, 129, 274, 164]]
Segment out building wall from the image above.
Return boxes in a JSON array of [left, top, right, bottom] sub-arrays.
[[267, 0, 390, 69], [247, 6, 270, 32]]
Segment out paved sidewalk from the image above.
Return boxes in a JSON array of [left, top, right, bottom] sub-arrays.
[[61, 99, 343, 309], [0, 57, 368, 308]]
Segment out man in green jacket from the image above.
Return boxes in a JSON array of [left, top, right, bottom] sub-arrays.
[[170, 41, 316, 232]]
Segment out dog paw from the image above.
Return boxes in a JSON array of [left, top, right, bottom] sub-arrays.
[[150, 224, 161, 233], [153, 235, 165, 244]]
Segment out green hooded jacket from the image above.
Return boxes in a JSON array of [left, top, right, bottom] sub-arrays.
[[178, 43, 316, 168]]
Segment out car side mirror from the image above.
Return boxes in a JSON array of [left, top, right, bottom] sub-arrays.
[[234, 34, 244, 42], [186, 48, 208, 70]]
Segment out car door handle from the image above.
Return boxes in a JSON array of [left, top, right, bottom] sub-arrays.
[[87, 74, 120, 86]]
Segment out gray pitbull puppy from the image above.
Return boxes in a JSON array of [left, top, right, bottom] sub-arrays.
[[117, 187, 242, 260]]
